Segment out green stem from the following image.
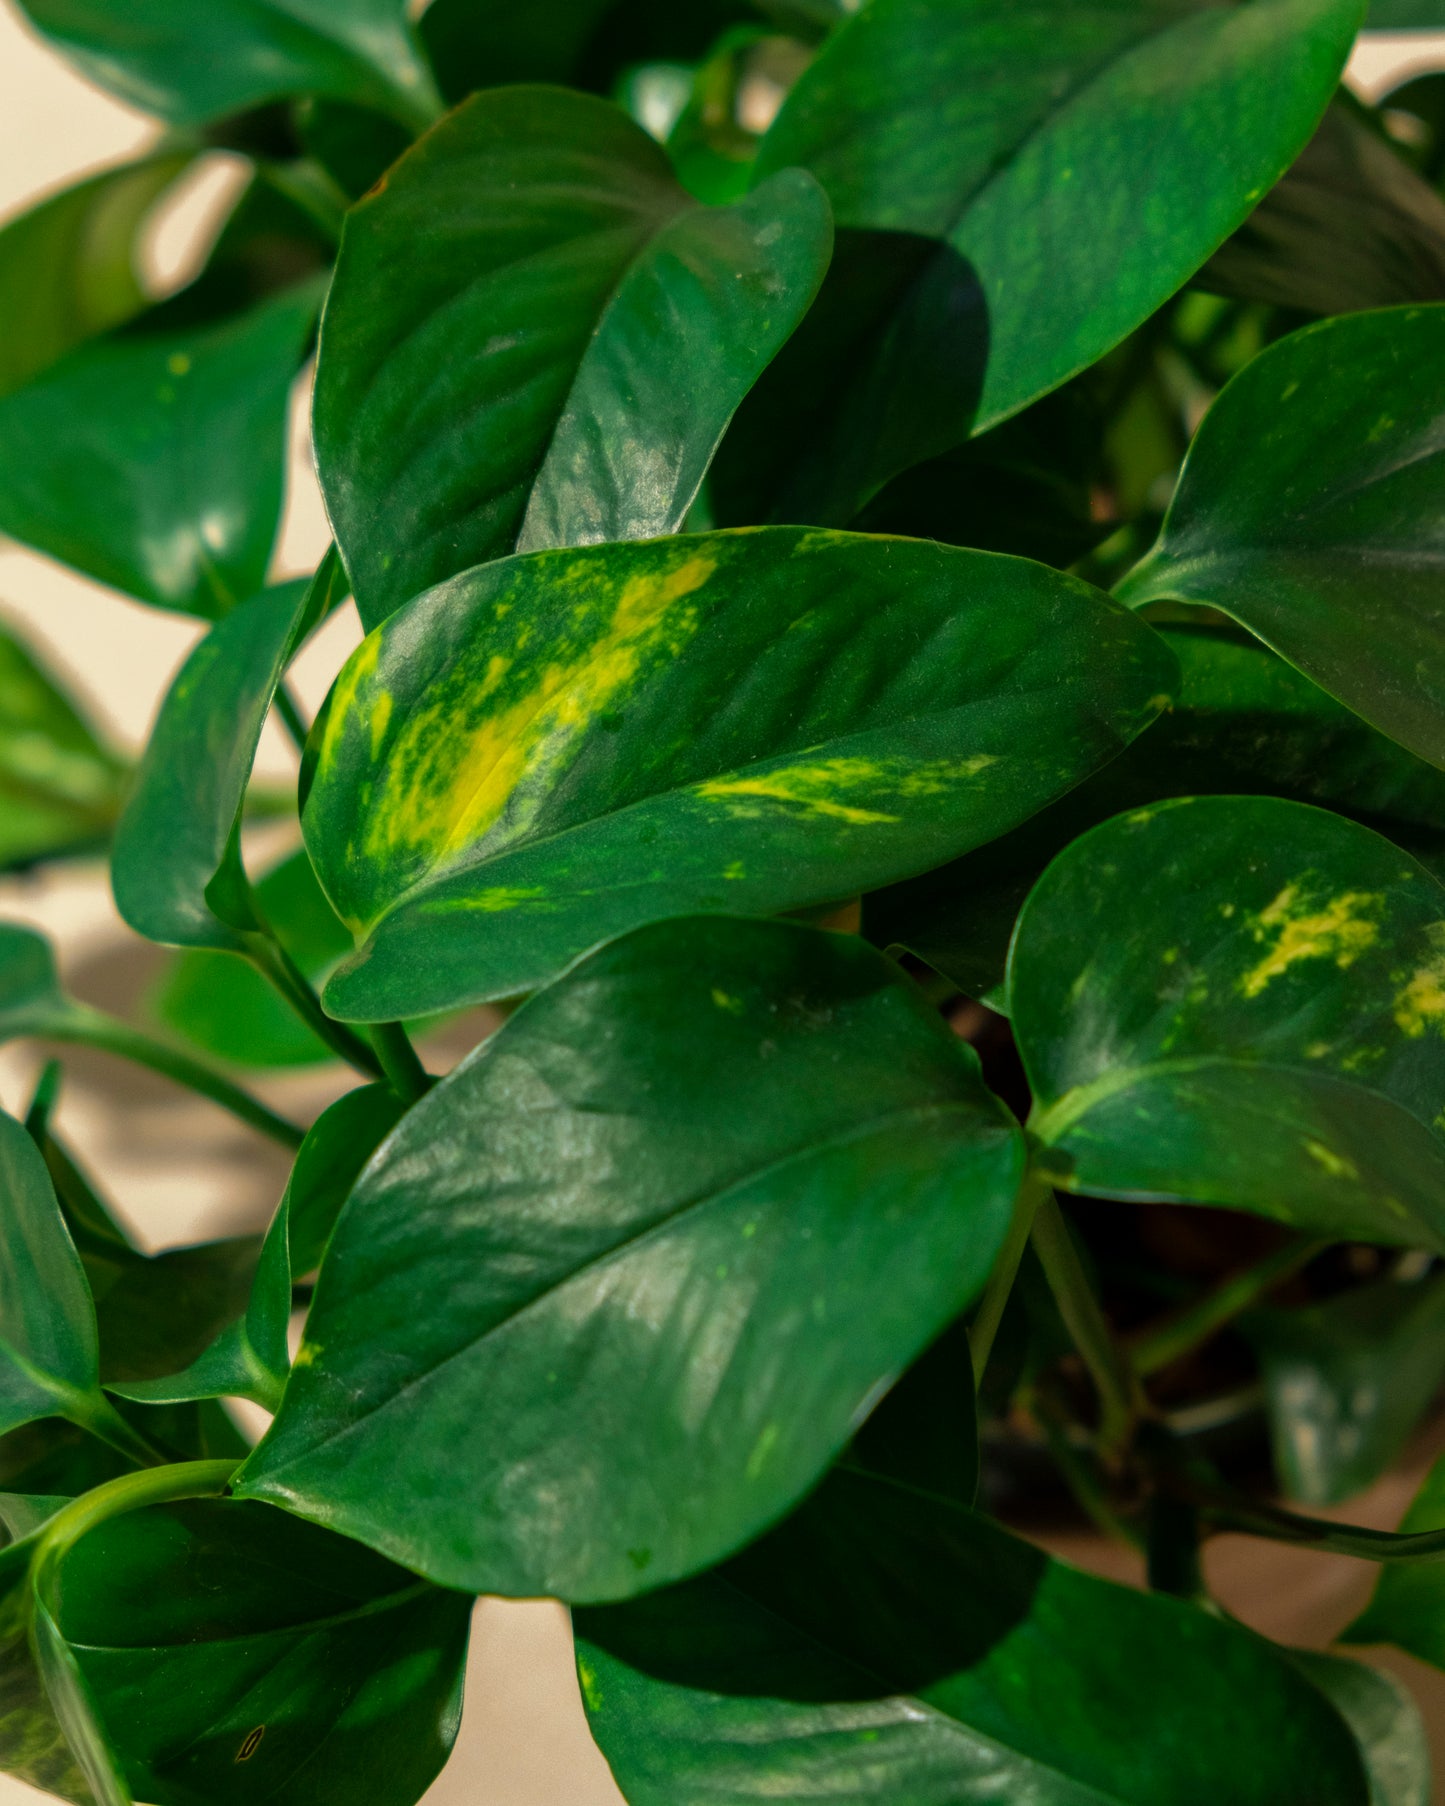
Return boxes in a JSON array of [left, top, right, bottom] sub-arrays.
[[33, 1459, 238, 1574], [1130, 1239, 1324, 1379], [971, 1169, 1047, 1385], [65, 1392, 170, 1470], [273, 681, 310, 756], [242, 934, 383, 1081], [47, 1007, 304, 1149], [1029, 1386, 1143, 1550], [1198, 1489, 1445, 1565], [369, 1021, 431, 1103], [1031, 1190, 1138, 1455]]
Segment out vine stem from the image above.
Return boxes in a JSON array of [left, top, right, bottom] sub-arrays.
[[41, 1009, 304, 1149], [1031, 1189, 1139, 1455], [32, 1459, 238, 1575], [970, 1168, 1048, 1384], [1129, 1238, 1324, 1379], [369, 1021, 431, 1103], [242, 932, 383, 1081]]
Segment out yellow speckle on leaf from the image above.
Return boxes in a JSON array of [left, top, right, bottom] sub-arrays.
[[1303, 1139, 1357, 1180], [722, 860, 746, 880], [293, 1341, 321, 1368], [711, 988, 745, 1014], [167, 351, 191, 376], [448, 885, 546, 913], [1393, 928, 1445, 1038], [368, 688, 393, 759], [1238, 885, 1382, 998], [746, 1422, 780, 1480], [577, 1659, 602, 1712], [700, 759, 900, 824]]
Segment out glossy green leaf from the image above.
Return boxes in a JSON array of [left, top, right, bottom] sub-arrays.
[[1117, 304, 1445, 769], [575, 1464, 1369, 1806], [1200, 100, 1445, 317], [112, 556, 341, 953], [235, 916, 1023, 1600], [867, 627, 1445, 999], [1346, 1451, 1445, 1666], [1241, 1271, 1445, 1505], [44, 1497, 470, 1806], [95, 1239, 261, 1390], [1014, 796, 1445, 1248], [0, 1109, 104, 1440], [0, 283, 322, 619], [314, 86, 832, 628], [0, 152, 189, 398], [0, 616, 126, 873], [1291, 1652, 1431, 1806], [111, 1083, 405, 1411], [15, 0, 442, 131], [742, 0, 1357, 522], [303, 528, 1174, 1022], [151, 848, 353, 1067]]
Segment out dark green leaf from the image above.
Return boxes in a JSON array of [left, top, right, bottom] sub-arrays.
[[1366, 1, 1445, 22], [0, 152, 190, 398], [112, 557, 340, 952], [847, 1318, 978, 1508], [867, 627, 1445, 998], [314, 86, 832, 628], [110, 1082, 405, 1410], [1241, 1271, 1445, 1505], [1199, 99, 1445, 316], [0, 1109, 102, 1439], [15, 0, 442, 131], [575, 1464, 1369, 1805], [0, 616, 126, 873], [1346, 1451, 1445, 1665], [95, 1239, 261, 1389], [1117, 304, 1445, 769], [1014, 796, 1445, 1249], [235, 916, 1023, 1601], [150, 848, 353, 1066], [296, 99, 411, 201], [1292, 1651, 1432, 1806], [742, 0, 1357, 522], [0, 284, 322, 618], [303, 528, 1174, 1022], [49, 1498, 469, 1806]]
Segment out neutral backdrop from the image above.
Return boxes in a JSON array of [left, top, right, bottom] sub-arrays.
[[1, 8, 1443, 1803]]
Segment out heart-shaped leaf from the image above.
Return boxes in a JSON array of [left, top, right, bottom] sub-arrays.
[[112, 1083, 405, 1412], [1289, 1652, 1431, 1806], [867, 626, 1445, 1000], [1346, 1450, 1445, 1669], [235, 916, 1023, 1601], [741, 0, 1358, 522], [1242, 1271, 1445, 1506], [45, 1496, 470, 1806], [1013, 796, 1445, 1249], [314, 85, 832, 629], [112, 554, 343, 953], [1116, 304, 1445, 768], [575, 1464, 1370, 1806], [0, 616, 126, 874], [15, 0, 442, 131], [0, 283, 322, 619], [303, 528, 1174, 1022], [0, 152, 191, 399]]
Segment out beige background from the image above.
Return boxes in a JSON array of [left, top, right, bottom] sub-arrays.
[[1, 7, 1444, 1801]]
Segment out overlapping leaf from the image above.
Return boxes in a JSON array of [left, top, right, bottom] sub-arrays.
[[732, 0, 1358, 523], [0, 283, 322, 618], [575, 1465, 1370, 1805], [235, 917, 1023, 1601], [1014, 796, 1445, 1249], [0, 617, 126, 873], [303, 528, 1174, 1022], [1117, 304, 1445, 768], [15, 0, 441, 130], [313, 85, 832, 628], [1290, 1652, 1431, 1806]]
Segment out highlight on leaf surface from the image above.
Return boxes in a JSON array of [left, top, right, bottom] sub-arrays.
[[1013, 795, 1445, 1249], [302, 527, 1176, 1022], [1116, 303, 1445, 768], [235, 915, 1024, 1601], [312, 83, 833, 628]]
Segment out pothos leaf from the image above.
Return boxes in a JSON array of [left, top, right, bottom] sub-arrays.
[[234, 916, 1024, 1602], [314, 85, 832, 628], [111, 552, 344, 953], [1117, 304, 1445, 769], [1290, 1652, 1431, 1806], [741, 0, 1358, 522], [0, 284, 323, 619], [1014, 796, 1445, 1250], [0, 152, 191, 399], [13, 0, 442, 132], [302, 528, 1175, 1022], [575, 1464, 1370, 1806]]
